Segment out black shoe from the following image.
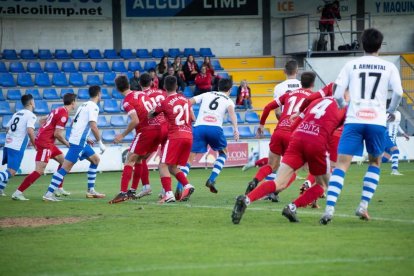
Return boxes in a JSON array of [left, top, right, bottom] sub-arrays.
[[282, 204, 300, 222], [108, 192, 128, 204], [319, 216, 332, 225], [127, 189, 138, 200], [245, 179, 258, 195], [231, 195, 247, 224], [269, 192, 280, 202], [205, 179, 218, 194]]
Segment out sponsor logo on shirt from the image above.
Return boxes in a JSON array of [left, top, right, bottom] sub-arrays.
[[356, 109, 377, 120], [297, 122, 320, 135], [61, 117, 67, 123], [203, 115, 217, 123], [6, 138, 12, 144]]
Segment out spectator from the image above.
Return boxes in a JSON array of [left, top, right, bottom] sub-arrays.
[[129, 70, 142, 91], [148, 68, 159, 89], [161, 66, 186, 91], [194, 65, 212, 96], [183, 54, 199, 85], [156, 56, 169, 78], [317, 0, 341, 51], [236, 80, 252, 110], [202, 56, 215, 77], [172, 56, 186, 82]]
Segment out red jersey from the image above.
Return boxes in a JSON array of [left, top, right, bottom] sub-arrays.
[[122, 91, 153, 133], [35, 106, 68, 147], [155, 93, 192, 140], [145, 88, 168, 128], [260, 88, 313, 132], [299, 82, 334, 113], [195, 73, 212, 90], [151, 76, 159, 89]]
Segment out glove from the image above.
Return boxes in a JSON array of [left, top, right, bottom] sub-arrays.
[[98, 140, 106, 154]]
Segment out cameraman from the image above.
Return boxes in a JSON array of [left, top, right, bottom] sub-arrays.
[[317, 0, 341, 51]]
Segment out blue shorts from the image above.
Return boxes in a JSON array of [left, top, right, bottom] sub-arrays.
[[65, 143, 96, 163], [191, 125, 227, 153], [2, 147, 24, 171], [338, 123, 386, 158], [383, 133, 396, 152]]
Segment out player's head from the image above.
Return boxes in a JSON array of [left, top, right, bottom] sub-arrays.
[[300, 71, 316, 89], [361, 28, 383, 54], [115, 75, 130, 94], [284, 60, 298, 77], [164, 76, 177, 93], [63, 93, 77, 111], [21, 94, 34, 110], [218, 78, 233, 94], [89, 85, 101, 101], [139, 73, 152, 89]]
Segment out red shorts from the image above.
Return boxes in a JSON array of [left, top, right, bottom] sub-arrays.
[[269, 130, 291, 156], [161, 138, 192, 166], [282, 138, 330, 176], [35, 144, 63, 163], [329, 135, 340, 163], [130, 126, 168, 156]]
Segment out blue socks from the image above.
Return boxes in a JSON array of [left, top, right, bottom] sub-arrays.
[[326, 168, 345, 207], [47, 168, 67, 194], [391, 149, 399, 170], [265, 172, 276, 181], [208, 153, 227, 182], [360, 166, 380, 208], [176, 163, 191, 191], [88, 163, 98, 190], [0, 171, 11, 190]]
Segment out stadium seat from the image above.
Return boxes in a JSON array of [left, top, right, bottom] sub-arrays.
[[0, 73, 16, 87], [124, 131, 135, 142], [101, 88, 111, 99], [253, 126, 271, 138], [43, 88, 59, 100], [69, 73, 85, 86], [78, 61, 94, 72], [95, 61, 111, 72], [15, 101, 24, 112], [97, 116, 109, 127], [35, 73, 51, 87], [61, 88, 74, 98], [2, 115, 12, 129], [196, 60, 203, 69], [126, 71, 133, 79], [20, 49, 36, 59], [44, 61, 60, 73], [0, 62, 7, 73], [211, 60, 224, 70], [199, 48, 215, 57], [26, 89, 42, 100], [55, 49, 70, 59], [9, 62, 25, 73], [112, 88, 124, 99], [0, 89, 4, 101], [34, 100, 50, 115], [53, 73, 68, 86], [104, 49, 119, 59], [102, 130, 116, 142], [62, 61, 77, 73], [112, 61, 127, 72], [217, 72, 229, 79], [110, 115, 127, 127], [168, 48, 181, 58], [229, 86, 237, 97], [120, 49, 134, 59], [223, 126, 234, 138], [238, 126, 254, 138], [17, 73, 34, 87], [128, 61, 143, 72], [245, 111, 260, 123], [51, 103, 63, 110], [77, 88, 89, 100], [183, 48, 198, 57], [135, 49, 150, 58], [2, 49, 18, 60], [88, 49, 103, 59], [103, 72, 116, 86], [103, 99, 121, 113], [0, 133, 6, 146], [183, 86, 194, 98], [152, 48, 165, 58], [27, 62, 43, 73], [144, 61, 157, 71], [38, 49, 53, 59], [0, 101, 12, 115], [71, 49, 87, 59], [7, 89, 22, 100], [86, 74, 102, 85], [236, 113, 244, 124]]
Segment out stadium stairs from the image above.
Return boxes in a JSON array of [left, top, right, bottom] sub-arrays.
[[400, 53, 414, 135]]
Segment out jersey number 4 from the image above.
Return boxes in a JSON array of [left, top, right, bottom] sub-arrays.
[[310, 99, 333, 119]]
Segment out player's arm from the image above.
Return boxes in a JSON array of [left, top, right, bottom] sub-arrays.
[[387, 65, 404, 116], [114, 111, 139, 144], [258, 100, 280, 136], [227, 105, 239, 141], [88, 107, 105, 153], [27, 127, 36, 151], [334, 65, 350, 108], [398, 125, 410, 141], [54, 128, 70, 147]]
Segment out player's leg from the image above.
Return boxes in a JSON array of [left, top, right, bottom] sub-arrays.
[[52, 153, 71, 196], [175, 152, 195, 198], [13, 161, 46, 200], [245, 151, 281, 194], [43, 156, 75, 202], [389, 145, 402, 175], [80, 145, 105, 199], [109, 152, 139, 204], [381, 150, 391, 163], [133, 154, 153, 199], [206, 127, 229, 193], [158, 162, 175, 203], [0, 148, 24, 195]]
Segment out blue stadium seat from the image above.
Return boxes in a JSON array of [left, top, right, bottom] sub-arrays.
[[9, 62, 25, 73], [15, 101, 24, 112], [2, 115, 12, 128], [0, 89, 4, 101], [55, 49, 70, 59], [236, 113, 244, 124], [128, 61, 143, 72], [95, 61, 111, 72], [2, 49, 18, 60], [168, 48, 181, 58], [101, 88, 111, 99], [71, 49, 87, 59], [211, 60, 224, 70], [112, 88, 124, 99], [110, 115, 127, 127], [245, 111, 260, 123], [26, 89, 42, 100], [7, 89, 22, 100], [86, 74, 102, 85], [0, 73, 16, 87], [62, 61, 77, 73], [144, 61, 157, 71], [151, 48, 165, 58], [69, 73, 85, 86], [112, 61, 127, 72], [183, 48, 198, 57], [196, 60, 203, 69], [51, 103, 63, 110], [102, 130, 116, 142], [103, 99, 121, 113], [27, 62, 43, 73], [199, 48, 215, 57], [0, 62, 7, 73], [183, 86, 194, 98], [97, 116, 109, 127], [104, 49, 119, 59], [217, 72, 229, 79], [78, 88, 90, 100], [38, 49, 53, 59], [88, 49, 103, 59], [78, 61, 94, 72], [120, 49, 134, 59], [43, 88, 59, 100], [34, 100, 50, 115], [53, 73, 68, 86], [61, 88, 74, 98], [0, 101, 12, 115], [44, 61, 60, 73], [136, 49, 151, 58], [230, 86, 238, 97], [238, 126, 254, 138], [20, 49, 36, 59], [35, 73, 51, 87], [0, 133, 6, 146], [253, 126, 270, 138], [124, 131, 135, 142], [223, 126, 234, 138], [103, 72, 116, 86], [17, 73, 34, 87]]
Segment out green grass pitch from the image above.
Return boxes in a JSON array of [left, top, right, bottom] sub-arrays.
[[1, 163, 413, 275]]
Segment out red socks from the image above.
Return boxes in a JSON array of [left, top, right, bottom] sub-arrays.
[[175, 171, 189, 186], [306, 173, 315, 184], [247, 180, 276, 203], [141, 160, 149, 185], [293, 184, 324, 208], [286, 172, 297, 188], [131, 163, 142, 190], [255, 157, 269, 167], [17, 171, 41, 192], [255, 165, 273, 182], [161, 177, 172, 192], [120, 165, 133, 193]]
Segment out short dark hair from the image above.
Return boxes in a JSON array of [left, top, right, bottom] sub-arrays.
[[300, 71, 316, 88], [361, 28, 383, 53], [140, 73, 152, 87], [115, 75, 130, 92], [148, 68, 155, 73], [21, 94, 33, 106], [285, 60, 298, 75], [218, 78, 233, 92], [89, 85, 101, 98], [164, 76, 177, 92], [63, 93, 76, 105]]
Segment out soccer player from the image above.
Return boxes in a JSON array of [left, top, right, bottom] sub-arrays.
[[320, 28, 404, 224], [232, 95, 347, 224], [178, 78, 239, 194], [11, 93, 76, 200], [0, 95, 36, 196], [43, 86, 106, 202], [151, 76, 195, 203]]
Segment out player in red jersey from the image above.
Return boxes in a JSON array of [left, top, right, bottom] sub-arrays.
[[232, 93, 348, 224], [150, 75, 195, 203], [244, 72, 316, 195], [11, 94, 76, 200]]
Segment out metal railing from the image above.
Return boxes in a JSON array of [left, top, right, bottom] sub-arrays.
[[303, 58, 326, 91], [399, 56, 414, 134]]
